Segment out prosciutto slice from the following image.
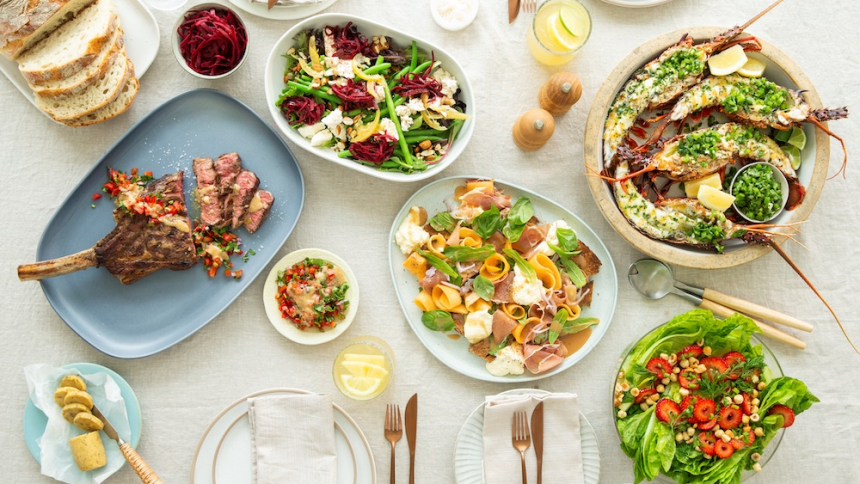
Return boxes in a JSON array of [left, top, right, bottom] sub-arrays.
[[511, 224, 549, 255], [492, 310, 518, 344], [460, 187, 512, 210], [523, 344, 568, 374], [486, 231, 507, 254], [419, 269, 447, 293], [491, 272, 515, 304]]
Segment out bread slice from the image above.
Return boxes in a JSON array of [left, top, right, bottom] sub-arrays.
[[30, 27, 124, 99], [0, 0, 97, 60], [36, 52, 130, 121], [63, 74, 139, 127], [17, 0, 118, 84]]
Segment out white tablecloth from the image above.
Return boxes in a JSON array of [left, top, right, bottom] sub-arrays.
[[3, 0, 858, 482]]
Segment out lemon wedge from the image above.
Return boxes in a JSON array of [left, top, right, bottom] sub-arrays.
[[352, 58, 383, 82], [341, 360, 389, 379], [559, 7, 588, 37], [340, 375, 382, 397], [546, 13, 579, 51], [698, 185, 736, 211], [737, 57, 766, 78], [343, 353, 387, 366], [708, 45, 748, 76], [684, 173, 723, 198]]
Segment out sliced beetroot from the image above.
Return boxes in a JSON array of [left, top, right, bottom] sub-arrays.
[[280, 95, 325, 126], [349, 134, 396, 164], [178, 8, 248, 76], [330, 80, 377, 111]]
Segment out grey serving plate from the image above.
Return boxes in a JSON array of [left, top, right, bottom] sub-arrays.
[[35, 89, 305, 358]]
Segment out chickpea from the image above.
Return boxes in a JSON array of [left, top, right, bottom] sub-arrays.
[[721, 434, 732, 443], [661, 377, 671, 385], [676, 433, 684, 442], [656, 384, 666, 393], [754, 427, 764, 437], [670, 373, 678, 382], [680, 360, 690, 369], [742, 415, 750, 424], [630, 388, 641, 397], [733, 394, 744, 405], [679, 388, 690, 397], [703, 346, 712, 356], [753, 463, 762, 472]]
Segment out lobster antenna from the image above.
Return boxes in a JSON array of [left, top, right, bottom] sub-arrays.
[[770, 242, 860, 355], [739, 0, 787, 32]]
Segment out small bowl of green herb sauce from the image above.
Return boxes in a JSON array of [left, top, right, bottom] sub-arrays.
[[729, 162, 789, 223]]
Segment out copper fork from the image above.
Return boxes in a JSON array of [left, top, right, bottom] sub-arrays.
[[512, 411, 531, 484], [521, 0, 536, 14], [385, 404, 403, 484]]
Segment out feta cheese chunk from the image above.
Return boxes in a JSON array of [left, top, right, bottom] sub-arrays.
[[535, 220, 571, 257], [297, 122, 325, 139], [512, 265, 544, 306], [310, 129, 333, 147], [407, 98, 426, 112], [395, 207, 430, 255], [464, 309, 493, 344], [395, 104, 415, 131], [321, 108, 343, 131], [432, 69, 460, 97], [486, 343, 525, 377], [379, 117, 399, 140]]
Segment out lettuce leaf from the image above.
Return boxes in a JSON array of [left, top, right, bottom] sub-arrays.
[[758, 376, 820, 416]]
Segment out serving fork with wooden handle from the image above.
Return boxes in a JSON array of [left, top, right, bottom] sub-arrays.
[[384, 404, 402, 484], [511, 411, 531, 484]]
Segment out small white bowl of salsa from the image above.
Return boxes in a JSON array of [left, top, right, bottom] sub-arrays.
[[263, 248, 359, 345]]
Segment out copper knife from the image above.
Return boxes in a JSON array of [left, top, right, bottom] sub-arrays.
[[509, 0, 520, 23], [532, 401, 544, 484], [90, 404, 165, 484], [405, 393, 418, 484]]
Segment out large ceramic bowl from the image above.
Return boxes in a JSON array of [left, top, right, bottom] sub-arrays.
[[612, 321, 784, 483], [265, 13, 475, 182], [584, 27, 831, 269]]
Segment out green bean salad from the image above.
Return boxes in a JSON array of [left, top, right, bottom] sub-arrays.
[[276, 22, 470, 174]]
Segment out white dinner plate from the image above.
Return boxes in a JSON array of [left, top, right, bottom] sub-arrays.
[[262, 248, 360, 345], [388, 176, 618, 383], [453, 389, 600, 484], [598, 0, 674, 7], [0, 0, 160, 121], [225, 0, 336, 20], [190, 388, 376, 484]]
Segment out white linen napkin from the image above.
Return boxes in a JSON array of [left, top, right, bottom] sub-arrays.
[[248, 394, 337, 484], [483, 392, 584, 484]]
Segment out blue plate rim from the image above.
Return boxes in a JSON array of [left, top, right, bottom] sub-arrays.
[[34, 88, 306, 358], [23, 362, 142, 465]]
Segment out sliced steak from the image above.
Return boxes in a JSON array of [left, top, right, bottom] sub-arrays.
[[95, 172, 197, 284], [231, 169, 259, 229], [215, 152, 242, 225], [243, 189, 274, 234], [192, 157, 222, 227]]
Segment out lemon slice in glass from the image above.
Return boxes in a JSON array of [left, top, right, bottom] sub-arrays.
[[341, 360, 389, 379], [787, 127, 806, 150], [782, 145, 802, 170], [708, 45, 748, 76], [546, 13, 579, 51], [340, 375, 382, 397], [343, 353, 387, 366], [737, 57, 766, 78], [559, 7, 587, 37]]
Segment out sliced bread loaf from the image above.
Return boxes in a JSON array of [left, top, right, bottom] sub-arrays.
[[36, 52, 130, 121], [16, 0, 117, 84], [0, 0, 97, 60], [30, 26, 124, 99], [63, 74, 139, 127]]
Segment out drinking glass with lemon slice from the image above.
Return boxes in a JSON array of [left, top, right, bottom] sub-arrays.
[[333, 336, 395, 401], [527, 0, 592, 66]]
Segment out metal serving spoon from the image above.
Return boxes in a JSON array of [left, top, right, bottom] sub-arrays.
[[628, 259, 807, 349]]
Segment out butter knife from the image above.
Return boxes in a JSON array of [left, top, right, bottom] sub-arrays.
[[405, 393, 418, 484], [90, 405, 165, 484], [509, 0, 520, 23], [531, 401, 544, 484]]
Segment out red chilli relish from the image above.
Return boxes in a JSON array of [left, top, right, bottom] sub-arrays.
[[276, 258, 349, 331]]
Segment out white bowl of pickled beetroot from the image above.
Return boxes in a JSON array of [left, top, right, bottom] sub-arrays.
[[264, 13, 475, 182]]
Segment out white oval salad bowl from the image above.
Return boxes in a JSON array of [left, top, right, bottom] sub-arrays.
[[264, 13, 475, 182]]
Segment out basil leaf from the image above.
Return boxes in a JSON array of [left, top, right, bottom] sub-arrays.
[[443, 244, 496, 263], [555, 227, 579, 253], [488, 335, 510, 356], [429, 212, 456, 232], [421, 310, 455, 331], [503, 249, 537, 283], [560, 256, 587, 288], [561, 317, 600, 335], [502, 223, 526, 243], [472, 205, 502, 239], [417, 249, 462, 285], [508, 197, 534, 226], [473, 275, 495, 301]]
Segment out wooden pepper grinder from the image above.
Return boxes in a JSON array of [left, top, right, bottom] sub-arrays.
[[538, 72, 582, 116], [512, 109, 555, 151]]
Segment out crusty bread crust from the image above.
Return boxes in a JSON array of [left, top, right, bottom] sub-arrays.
[[0, 0, 96, 60], [30, 26, 123, 98]]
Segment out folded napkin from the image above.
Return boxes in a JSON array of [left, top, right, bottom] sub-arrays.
[[248, 394, 337, 484], [483, 392, 584, 484]]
